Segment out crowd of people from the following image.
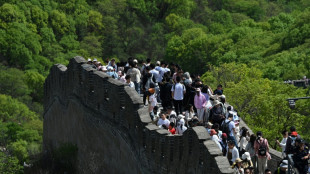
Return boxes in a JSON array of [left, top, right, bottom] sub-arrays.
[[87, 58, 309, 174]]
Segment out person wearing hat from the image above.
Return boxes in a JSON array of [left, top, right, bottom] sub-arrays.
[[106, 66, 119, 79], [194, 88, 207, 123], [205, 121, 213, 134], [231, 158, 244, 174], [241, 152, 253, 169], [176, 115, 187, 135], [209, 100, 225, 126], [220, 133, 228, 156], [293, 139, 309, 174], [87, 58, 92, 64], [274, 160, 288, 174], [285, 129, 300, 156], [210, 129, 223, 151]]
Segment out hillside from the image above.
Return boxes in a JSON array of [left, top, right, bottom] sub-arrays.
[[0, 0, 310, 172]]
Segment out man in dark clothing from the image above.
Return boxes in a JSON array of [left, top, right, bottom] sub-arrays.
[[285, 131, 299, 156], [293, 139, 309, 174], [213, 84, 223, 95], [160, 77, 173, 110], [209, 100, 225, 125]]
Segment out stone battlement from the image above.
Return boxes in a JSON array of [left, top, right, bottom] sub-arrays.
[[43, 56, 280, 173]]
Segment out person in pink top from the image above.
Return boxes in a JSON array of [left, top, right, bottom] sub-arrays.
[[194, 88, 207, 123], [254, 131, 271, 174]]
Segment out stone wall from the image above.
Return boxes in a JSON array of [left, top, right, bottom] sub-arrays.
[[44, 56, 235, 173]]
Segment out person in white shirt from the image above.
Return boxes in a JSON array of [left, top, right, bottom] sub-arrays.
[[210, 129, 222, 151], [125, 75, 135, 88], [127, 62, 141, 94], [239, 127, 249, 156], [276, 130, 288, 158], [148, 88, 157, 120], [157, 113, 170, 129], [171, 76, 186, 115], [167, 107, 177, 117], [227, 140, 239, 165]]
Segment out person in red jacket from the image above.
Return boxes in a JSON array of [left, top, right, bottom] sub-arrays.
[[168, 122, 176, 134]]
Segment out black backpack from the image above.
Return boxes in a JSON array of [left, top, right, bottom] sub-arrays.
[[221, 121, 231, 135], [258, 138, 267, 156]]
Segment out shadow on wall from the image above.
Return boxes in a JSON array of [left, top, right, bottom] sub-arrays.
[[43, 56, 235, 174]]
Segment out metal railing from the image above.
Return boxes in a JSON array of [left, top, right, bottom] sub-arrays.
[[288, 154, 300, 174]]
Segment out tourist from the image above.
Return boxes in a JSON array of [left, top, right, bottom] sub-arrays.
[[168, 122, 176, 135], [274, 160, 288, 174], [125, 75, 135, 88], [293, 139, 309, 174], [157, 112, 170, 129], [209, 100, 225, 125], [213, 84, 223, 95], [227, 140, 239, 165], [241, 152, 253, 169], [171, 76, 186, 115], [254, 131, 271, 174], [176, 115, 187, 135], [184, 104, 195, 126], [210, 129, 222, 151], [118, 71, 126, 83], [231, 158, 244, 174], [221, 133, 228, 156], [194, 88, 207, 123], [127, 61, 141, 94], [276, 130, 288, 158], [239, 128, 249, 156], [285, 128, 300, 156], [222, 113, 238, 148], [142, 66, 156, 105], [160, 77, 173, 110], [245, 134, 257, 162], [106, 66, 118, 79], [108, 58, 117, 70], [148, 88, 157, 120]]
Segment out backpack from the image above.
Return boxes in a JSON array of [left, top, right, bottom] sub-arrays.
[[221, 121, 231, 135], [258, 138, 267, 156], [145, 74, 154, 90]]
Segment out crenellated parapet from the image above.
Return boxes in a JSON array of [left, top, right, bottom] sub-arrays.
[[44, 56, 234, 173]]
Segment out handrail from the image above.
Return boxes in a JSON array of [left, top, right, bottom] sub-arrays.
[[287, 154, 300, 174]]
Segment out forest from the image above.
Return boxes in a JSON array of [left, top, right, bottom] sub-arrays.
[[0, 0, 310, 172]]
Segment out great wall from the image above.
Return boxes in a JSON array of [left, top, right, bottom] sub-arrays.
[[43, 56, 283, 173]]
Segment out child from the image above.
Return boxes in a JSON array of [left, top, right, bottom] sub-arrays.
[[168, 122, 176, 134], [125, 75, 135, 88]]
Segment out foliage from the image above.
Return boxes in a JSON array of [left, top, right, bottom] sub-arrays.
[[1, 0, 310, 171], [0, 152, 23, 174], [202, 63, 310, 142]]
